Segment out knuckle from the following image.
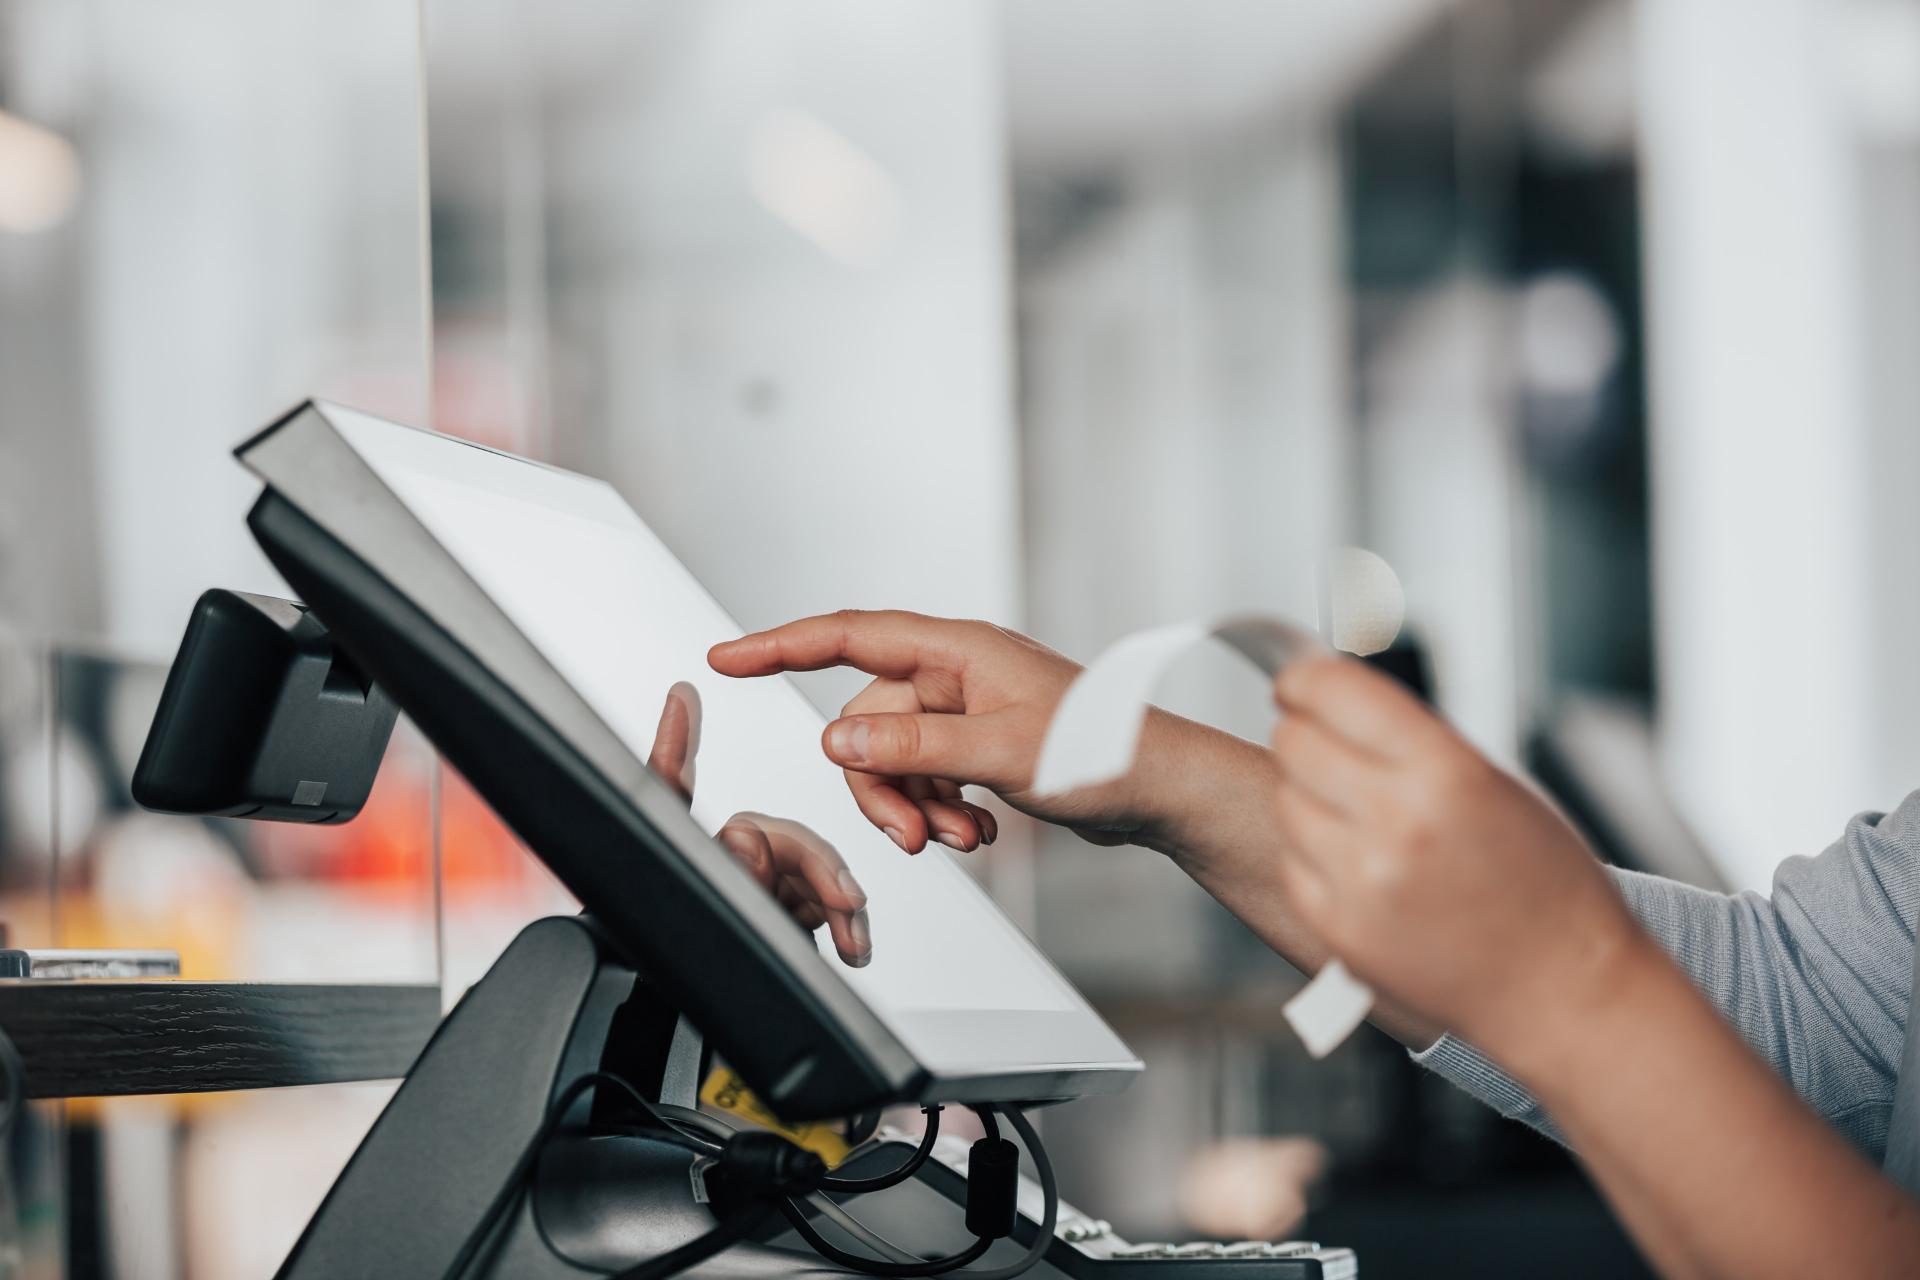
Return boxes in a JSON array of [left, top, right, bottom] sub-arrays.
[[1421, 750, 1486, 809], [1273, 785, 1312, 835], [1278, 860, 1332, 919], [953, 618, 1008, 658], [840, 676, 892, 718], [1381, 792, 1441, 857], [1281, 654, 1344, 702], [828, 608, 866, 650], [1356, 846, 1408, 893], [1452, 753, 1499, 796], [1392, 807, 1440, 857], [1270, 789, 1299, 835], [1410, 747, 1478, 808], [1400, 769, 1450, 818], [980, 620, 1023, 646], [875, 716, 923, 764], [719, 824, 769, 873], [1321, 658, 1372, 699]]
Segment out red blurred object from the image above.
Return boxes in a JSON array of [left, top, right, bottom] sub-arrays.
[[253, 730, 557, 903]]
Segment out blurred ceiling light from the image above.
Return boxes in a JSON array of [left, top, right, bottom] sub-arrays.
[[746, 110, 899, 268], [0, 109, 80, 234], [1517, 272, 1620, 400], [1824, 0, 1920, 143]]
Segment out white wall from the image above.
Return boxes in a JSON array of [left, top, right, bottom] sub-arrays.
[[1021, 139, 1347, 722], [1360, 279, 1527, 766], [506, 2, 1023, 717], [1638, 0, 1920, 889], [79, 1, 429, 659]]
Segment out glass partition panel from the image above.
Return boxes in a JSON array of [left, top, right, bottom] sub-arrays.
[[0, 0, 438, 990], [1, 4, 437, 1271]]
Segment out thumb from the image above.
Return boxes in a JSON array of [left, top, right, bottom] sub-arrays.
[[822, 709, 1024, 787], [646, 681, 702, 800]]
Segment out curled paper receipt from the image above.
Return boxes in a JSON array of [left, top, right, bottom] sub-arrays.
[[1031, 615, 1376, 1059]]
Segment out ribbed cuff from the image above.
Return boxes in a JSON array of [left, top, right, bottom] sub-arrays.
[[1409, 1032, 1544, 1121]]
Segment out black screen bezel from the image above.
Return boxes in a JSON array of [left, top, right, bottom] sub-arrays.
[[248, 490, 922, 1118]]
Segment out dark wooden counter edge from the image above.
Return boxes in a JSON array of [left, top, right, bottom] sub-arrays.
[[0, 980, 443, 1098]]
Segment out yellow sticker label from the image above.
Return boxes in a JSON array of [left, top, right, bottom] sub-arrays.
[[700, 1066, 854, 1168]]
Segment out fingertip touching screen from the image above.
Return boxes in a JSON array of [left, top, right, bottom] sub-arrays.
[[318, 408, 1137, 1084]]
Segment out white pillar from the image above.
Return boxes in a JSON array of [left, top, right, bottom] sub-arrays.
[[1637, 0, 1879, 889], [83, 1, 430, 659]]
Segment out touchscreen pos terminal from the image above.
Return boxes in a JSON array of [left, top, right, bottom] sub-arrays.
[[225, 402, 1353, 1279]]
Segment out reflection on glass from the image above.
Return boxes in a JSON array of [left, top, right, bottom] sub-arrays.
[[643, 682, 872, 967]]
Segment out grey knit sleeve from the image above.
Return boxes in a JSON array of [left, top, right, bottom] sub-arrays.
[[1410, 789, 1920, 1157]]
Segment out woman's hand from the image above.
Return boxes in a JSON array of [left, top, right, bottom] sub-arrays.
[[646, 682, 871, 966], [703, 616, 1920, 1280], [1267, 655, 1654, 1059], [1265, 661, 1920, 1280], [708, 610, 1213, 854]]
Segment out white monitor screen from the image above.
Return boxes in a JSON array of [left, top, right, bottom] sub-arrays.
[[319, 408, 1134, 1079]]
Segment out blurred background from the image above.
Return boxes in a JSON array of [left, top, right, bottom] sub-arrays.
[[4, 0, 1920, 1275]]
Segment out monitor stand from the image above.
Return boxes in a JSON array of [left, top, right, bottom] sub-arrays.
[[273, 914, 799, 1279], [272, 914, 1359, 1280]]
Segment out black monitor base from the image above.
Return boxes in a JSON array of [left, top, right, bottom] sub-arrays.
[[275, 914, 1358, 1279], [276, 914, 797, 1278]]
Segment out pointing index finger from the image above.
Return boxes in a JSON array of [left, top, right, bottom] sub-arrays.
[[707, 610, 960, 680]]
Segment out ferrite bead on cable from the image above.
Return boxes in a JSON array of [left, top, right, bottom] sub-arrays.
[[965, 1137, 1021, 1239], [722, 1130, 827, 1196]]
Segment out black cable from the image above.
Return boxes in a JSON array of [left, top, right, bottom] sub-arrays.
[[607, 1199, 779, 1280], [778, 1102, 1058, 1280], [819, 1104, 943, 1193], [779, 1199, 994, 1277], [957, 1106, 1056, 1280], [441, 1071, 719, 1280], [448, 1074, 1056, 1280]]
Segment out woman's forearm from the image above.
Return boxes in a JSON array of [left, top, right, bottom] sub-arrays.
[[1506, 940, 1920, 1280]]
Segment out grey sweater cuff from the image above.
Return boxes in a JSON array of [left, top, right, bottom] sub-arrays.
[[1410, 1032, 1559, 1137]]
